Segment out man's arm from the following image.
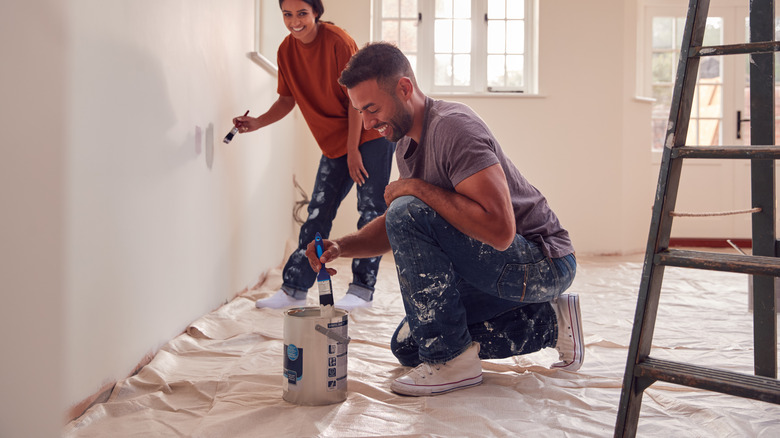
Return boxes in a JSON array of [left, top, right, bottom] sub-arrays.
[[384, 163, 516, 250], [306, 214, 391, 274]]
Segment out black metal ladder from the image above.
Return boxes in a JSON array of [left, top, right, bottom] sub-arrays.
[[614, 0, 780, 436]]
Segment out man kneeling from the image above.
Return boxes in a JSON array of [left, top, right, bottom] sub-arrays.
[[306, 42, 583, 396]]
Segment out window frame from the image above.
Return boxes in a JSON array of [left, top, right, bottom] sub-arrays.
[[372, 0, 539, 95]]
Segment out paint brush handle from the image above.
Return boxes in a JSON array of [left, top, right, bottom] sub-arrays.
[[314, 232, 334, 307], [315, 232, 326, 263], [223, 110, 250, 144]]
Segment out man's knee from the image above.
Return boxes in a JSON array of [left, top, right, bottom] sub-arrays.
[[386, 196, 432, 228]]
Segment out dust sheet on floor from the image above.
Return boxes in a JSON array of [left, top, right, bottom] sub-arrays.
[[64, 254, 780, 437]]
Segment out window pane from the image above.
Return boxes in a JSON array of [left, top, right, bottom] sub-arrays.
[[702, 17, 722, 47], [698, 119, 720, 146], [507, 0, 524, 19], [506, 20, 524, 53], [487, 54, 505, 87], [399, 20, 417, 52], [383, 0, 399, 18], [685, 120, 698, 145], [487, 21, 506, 53], [675, 17, 686, 47], [652, 85, 673, 116], [435, 20, 453, 52], [506, 54, 523, 87], [453, 0, 470, 19], [407, 54, 417, 77], [653, 17, 673, 49], [652, 119, 667, 151], [699, 57, 720, 80], [435, 0, 452, 18], [382, 20, 400, 44], [697, 83, 721, 118], [453, 54, 470, 86], [435, 54, 452, 85], [400, 0, 417, 18], [453, 19, 471, 52], [488, 0, 505, 20], [652, 52, 674, 83]]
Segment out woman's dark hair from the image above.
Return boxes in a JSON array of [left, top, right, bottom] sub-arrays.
[[339, 42, 417, 92], [279, 0, 325, 22]]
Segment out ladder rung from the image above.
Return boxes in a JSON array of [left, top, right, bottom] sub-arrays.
[[692, 41, 780, 57], [635, 357, 780, 404], [655, 249, 780, 277], [671, 146, 780, 159]]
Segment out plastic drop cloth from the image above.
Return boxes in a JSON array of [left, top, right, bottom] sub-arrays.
[[64, 253, 780, 437]]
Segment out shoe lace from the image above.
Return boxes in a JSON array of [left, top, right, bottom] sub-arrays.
[[413, 362, 441, 378]]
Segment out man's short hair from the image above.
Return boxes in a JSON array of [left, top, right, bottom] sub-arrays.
[[339, 42, 417, 93]]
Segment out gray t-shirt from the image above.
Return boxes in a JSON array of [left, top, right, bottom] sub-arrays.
[[395, 97, 574, 258]]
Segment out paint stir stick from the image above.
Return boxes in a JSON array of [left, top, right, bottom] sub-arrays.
[[315, 232, 335, 318]]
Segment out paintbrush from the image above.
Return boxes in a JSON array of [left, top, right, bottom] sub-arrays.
[[223, 110, 249, 144], [315, 232, 335, 316]]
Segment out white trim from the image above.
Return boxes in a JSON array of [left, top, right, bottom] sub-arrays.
[[252, 0, 279, 75], [249, 52, 278, 75]]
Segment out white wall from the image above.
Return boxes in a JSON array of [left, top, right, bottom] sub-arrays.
[[65, 0, 296, 407], [4, 1, 298, 434], [1, 2, 67, 437]]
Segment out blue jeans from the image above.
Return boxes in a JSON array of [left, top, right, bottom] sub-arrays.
[[386, 196, 576, 365], [281, 137, 395, 300]]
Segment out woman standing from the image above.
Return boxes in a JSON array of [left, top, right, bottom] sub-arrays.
[[233, 0, 394, 311]]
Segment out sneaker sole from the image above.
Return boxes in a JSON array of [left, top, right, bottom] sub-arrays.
[[551, 294, 584, 371], [391, 374, 483, 396]]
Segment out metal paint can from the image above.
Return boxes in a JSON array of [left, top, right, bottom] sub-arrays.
[[282, 307, 349, 405]]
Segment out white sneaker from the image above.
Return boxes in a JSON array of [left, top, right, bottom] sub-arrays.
[[255, 289, 305, 309], [335, 293, 372, 311], [551, 293, 584, 371], [391, 342, 483, 396]]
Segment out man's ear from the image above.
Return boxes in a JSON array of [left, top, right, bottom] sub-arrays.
[[397, 77, 413, 101]]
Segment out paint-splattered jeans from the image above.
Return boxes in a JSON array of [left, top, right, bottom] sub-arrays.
[[386, 196, 576, 366], [281, 137, 395, 301]]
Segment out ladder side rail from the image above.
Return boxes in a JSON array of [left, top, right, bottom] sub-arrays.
[[749, 0, 778, 379], [614, 1, 711, 436]]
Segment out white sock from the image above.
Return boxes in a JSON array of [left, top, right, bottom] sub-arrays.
[[335, 293, 372, 311], [255, 289, 305, 309]]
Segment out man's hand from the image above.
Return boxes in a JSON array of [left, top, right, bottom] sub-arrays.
[[384, 178, 420, 206], [305, 238, 340, 275]]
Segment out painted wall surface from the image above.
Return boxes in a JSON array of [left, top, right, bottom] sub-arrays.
[[63, 0, 295, 413], [1, 2, 67, 437]]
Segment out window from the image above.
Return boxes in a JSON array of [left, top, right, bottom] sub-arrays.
[[641, 2, 780, 152], [650, 16, 724, 151], [374, 0, 538, 94]]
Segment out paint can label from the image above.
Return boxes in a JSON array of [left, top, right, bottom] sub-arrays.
[[283, 343, 303, 385], [325, 320, 347, 392]]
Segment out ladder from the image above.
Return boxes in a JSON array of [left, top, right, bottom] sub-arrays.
[[614, 0, 780, 436]]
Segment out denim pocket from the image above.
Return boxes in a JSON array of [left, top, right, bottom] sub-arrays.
[[497, 258, 558, 303]]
